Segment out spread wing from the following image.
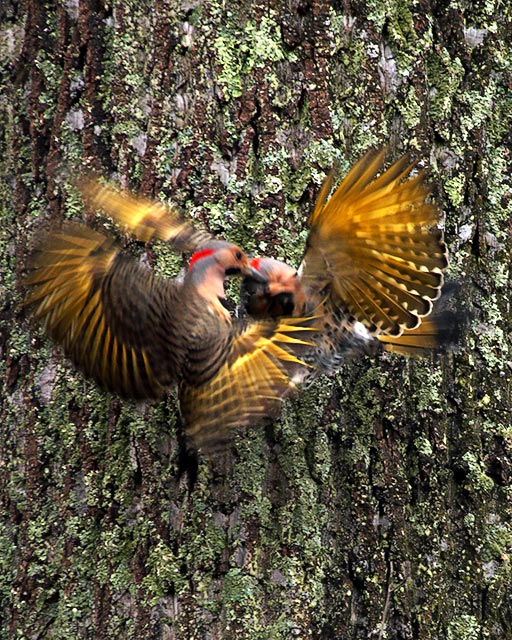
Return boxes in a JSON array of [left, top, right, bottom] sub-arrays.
[[25, 223, 184, 398], [80, 179, 214, 251], [26, 223, 319, 441], [179, 317, 316, 449], [302, 149, 448, 336]]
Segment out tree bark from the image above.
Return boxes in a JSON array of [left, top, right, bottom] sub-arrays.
[[1, 1, 511, 638]]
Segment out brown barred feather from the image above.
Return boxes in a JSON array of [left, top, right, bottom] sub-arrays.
[[25, 215, 318, 448], [180, 317, 316, 448], [25, 223, 181, 398]]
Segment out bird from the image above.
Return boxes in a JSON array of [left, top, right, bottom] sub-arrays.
[[240, 149, 452, 369], [24, 182, 318, 449], [25, 148, 452, 450]]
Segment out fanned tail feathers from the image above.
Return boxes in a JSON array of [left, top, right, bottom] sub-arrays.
[[378, 318, 446, 356], [378, 284, 464, 356]]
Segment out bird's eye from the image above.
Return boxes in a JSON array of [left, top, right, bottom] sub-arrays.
[[235, 250, 242, 260]]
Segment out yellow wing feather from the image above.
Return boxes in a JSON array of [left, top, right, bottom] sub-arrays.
[[25, 223, 175, 398], [79, 178, 213, 251], [304, 149, 448, 336], [180, 318, 317, 449]]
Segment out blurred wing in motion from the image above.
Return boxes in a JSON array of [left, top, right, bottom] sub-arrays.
[[80, 178, 214, 251], [179, 317, 317, 449], [25, 223, 182, 398]]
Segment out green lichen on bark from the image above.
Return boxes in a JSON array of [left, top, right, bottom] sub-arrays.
[[1, 0, 512, 638]]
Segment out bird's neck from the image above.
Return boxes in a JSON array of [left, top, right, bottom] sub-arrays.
[[187, 262, 230, 319]]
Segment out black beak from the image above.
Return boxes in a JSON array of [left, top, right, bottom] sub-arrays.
[[241, 264, 268, 284]]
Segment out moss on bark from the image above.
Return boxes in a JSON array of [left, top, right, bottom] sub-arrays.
[[1, 0, 512, 638]]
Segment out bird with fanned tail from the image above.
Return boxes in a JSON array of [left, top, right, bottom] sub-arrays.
[[25, 149, 454, 450]]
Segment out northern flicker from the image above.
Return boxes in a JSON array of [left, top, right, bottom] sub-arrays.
[[25, 149, 453, 449], [25, 183, 317, 448], [241, 149, 452, 369]]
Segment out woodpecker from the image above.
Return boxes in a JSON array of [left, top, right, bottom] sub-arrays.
[[25, 184, 317, 448], [241, 149, 453, 369], [25, 149, 453, 449]]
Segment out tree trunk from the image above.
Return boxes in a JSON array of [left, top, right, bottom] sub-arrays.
[[1, 1, 511, 638]]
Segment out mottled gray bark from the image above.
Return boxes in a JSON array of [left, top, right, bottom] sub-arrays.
[[1, 1, 511, 638]]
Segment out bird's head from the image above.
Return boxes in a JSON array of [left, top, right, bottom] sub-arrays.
[[187, 242, 267, 317], [241, 257, 306, 318], [189, 242, 267, 282]]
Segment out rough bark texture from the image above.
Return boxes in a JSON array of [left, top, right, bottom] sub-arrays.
[[1, 1, 512, 638]]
